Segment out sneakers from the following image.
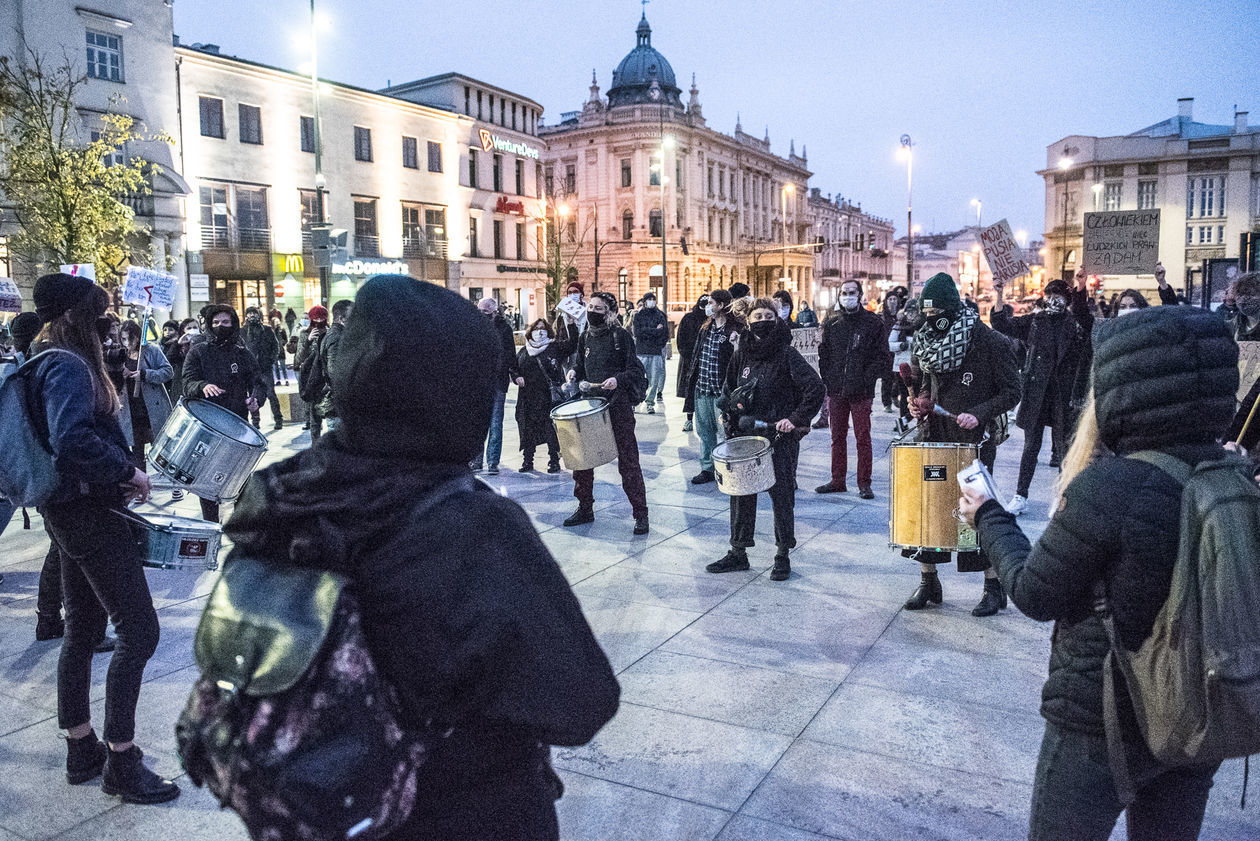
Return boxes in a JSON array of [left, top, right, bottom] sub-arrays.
[[646, 405, 656, 414], [971, 578, 1008, 617], [36, 611, 65, 641], [273, 421, 284, 431], [563, 508, 595, 527], [883, 404, 895, 413], [682, 418, 694, 432], [690, 470, 715, 485], [769, 553, 790, 582], [65, 730, 107, 784], [633, 517, 649, 535], [101, 745, 181, 804], [706, 549, 750, 574], [904, 571, 943, 610], [487, 465, 500, 476], [1006, 494, 1029, 516], [814, 481, 846, 494], [857, 486, 875, 500]]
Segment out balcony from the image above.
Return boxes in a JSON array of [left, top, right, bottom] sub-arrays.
[[237, 227, 272, 253], [356, 235, 380, 258], [200, 227, 271, 253], [403, 236, 448, 260]]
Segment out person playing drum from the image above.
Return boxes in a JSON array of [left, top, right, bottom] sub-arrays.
[[903, 273, 1020, 616], [707, 298, 824, 582]]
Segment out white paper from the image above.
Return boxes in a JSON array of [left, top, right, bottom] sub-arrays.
[[122, 266, 178, 310]]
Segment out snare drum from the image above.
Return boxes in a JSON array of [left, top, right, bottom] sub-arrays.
[[550, 398, 617, 471], [121, 510, 222, 572], [713, 436, 775, 496], [150, 399, 267, 502], [890, 442, 978, 552]]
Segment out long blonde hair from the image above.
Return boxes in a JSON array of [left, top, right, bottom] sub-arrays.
[[1051, 387, 1109, 513]]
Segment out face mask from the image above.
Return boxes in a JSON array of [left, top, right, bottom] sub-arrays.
[[95, 318, 113, 342], [748, 320, 777, 340], [921, 312, 953, 337], [568, 293, 580, 302], [1115, 306, 1139, 317], [587, 310, 607, 327], [778, 305, 791, 320], [212, 325, 233, 340], [246, 315, 260, 324], [301, 318, 310, 329], [644, 300, 656, 309], [840, 294, 860, 311], [704, 304, 716, 318], [532, 329, 548, 342], [185, 327, 199, 336], [1045, 296, 1067, 315]]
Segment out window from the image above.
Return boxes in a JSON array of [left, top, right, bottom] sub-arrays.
[[515, 160, 524, 195], [649, 209, 663, 238], [464, 86, 471, 115], [1187, 175, 1225, 218], [198, 96, 224, 138], [354, 198, 379, 256], [402, 204, 423, 255], [564, 164, 576, 195], [238, 104, 262, 145], [621, 159, 632, 188], [488, 94, 495, 121], [477, 91, 483, 120], [300, 116, 315, 153], [493, 219, 504, 258], [299, 189, 320, 250], [1103, 182, 1122, 211], [1137, 180, 1157, 210], [468, 216, 479, 257], [500, 101, 506, 125], [707, 164, 714, 195], [493, 155, 503, 192], [86, 31, 122, 82], [425, 208, 446, 255], [89, 130, 124, 168], [511, 103, 518, 131], [651, 157, 662, 187], [402, 136, 418, 169], [199, 184, 229, 248], [622, 211, 634, 240], [544, 167, 554, 197], [718, 167, 726, 199], [515, 222, 524, 259], [565, 218, 576, 242], [468, 148, 478, 188], [535, 163, 542, 197], [427, 140, 442, 173], [354, 126, 373, 162], [236, 187, 270, 251]]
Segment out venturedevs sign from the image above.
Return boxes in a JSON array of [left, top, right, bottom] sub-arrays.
[[479, 128, 540, 160]]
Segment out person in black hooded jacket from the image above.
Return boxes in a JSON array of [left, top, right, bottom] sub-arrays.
[[958, 305, 1237, 841], [706, 297, 823, 582], [224, 275, 619, 841]]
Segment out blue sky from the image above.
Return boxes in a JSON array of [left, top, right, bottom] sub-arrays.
[[173, 0, 1259, 240]]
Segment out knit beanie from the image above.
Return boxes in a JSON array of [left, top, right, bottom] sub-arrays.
[[919, 273, 961, 313], [9, 311, 41, 353], [330, 275, 497, 462], [728, 282, 750, 299], [1043, 279, 1070, 299], [565, 281, 585, 297], [33, 272, 96, 324]]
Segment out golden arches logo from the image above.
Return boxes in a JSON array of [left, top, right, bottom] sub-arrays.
[[279, 254, 303, 273]]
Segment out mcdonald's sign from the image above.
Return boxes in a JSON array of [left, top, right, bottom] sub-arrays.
[[273, 253, 304, 275]]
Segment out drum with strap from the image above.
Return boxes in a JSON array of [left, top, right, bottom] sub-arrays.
[[890, 441, 978, 552], [550, 397, 617, 471], [150, 399, 268, 502], [713, 436, 775, 496]]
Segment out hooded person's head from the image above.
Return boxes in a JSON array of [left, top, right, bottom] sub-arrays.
[[917, 273, 962, 336], [1042, 279, 1070, 316], [244, 306, 263, 324], [772, 290, 794, 320], [307, 305, 329, 329], [745, 296, 790, 359], [9, 311, 41, 355], [205, 304, 240, 344], [330, 275, 499, 462]]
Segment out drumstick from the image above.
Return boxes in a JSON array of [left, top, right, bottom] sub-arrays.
[[900, 362, 959, 424], [1237, 391, 1260, 446]]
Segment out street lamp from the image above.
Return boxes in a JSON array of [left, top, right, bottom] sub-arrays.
[[780, 182, 795, 289], [1058, 156, 1073, 280], [309, 0, 329, 305], [900, 135, 914, 291], [648, 77, 671, 321], [970, 198, 982, 228]]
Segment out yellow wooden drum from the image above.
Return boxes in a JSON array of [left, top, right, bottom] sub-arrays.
[[890, 442, 979, 553]]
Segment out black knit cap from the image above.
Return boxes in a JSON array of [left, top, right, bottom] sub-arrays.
[[1092, 305, 1238, 454], [329, 275, 497, 462], [33, 273, 96, 324], [9, 311, 41, 353], [1043, 279, 1070, 298], [728, 282, 750, 299]]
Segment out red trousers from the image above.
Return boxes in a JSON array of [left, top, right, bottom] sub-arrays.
[[828, 395, 873, 489]]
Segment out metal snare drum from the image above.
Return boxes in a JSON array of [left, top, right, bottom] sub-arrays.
[[550, 398, 617, 471], [889, 442, 978, 552], [713, 435, 775, 496], [149, 399, 268, 502], [121, 510, 222, 572]]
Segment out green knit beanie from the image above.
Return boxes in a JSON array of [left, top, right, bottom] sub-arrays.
[[919, 273, 961, 312]]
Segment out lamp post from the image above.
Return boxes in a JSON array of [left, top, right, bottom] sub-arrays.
[[1058, 156, 1073, 281], [591, 204, 599, 292], [900, 136, 914, 291], [780, 182, 795, 289], [309, 0, 330, 306], [648, 78, 669, 322], [970, 197, 982, 228]]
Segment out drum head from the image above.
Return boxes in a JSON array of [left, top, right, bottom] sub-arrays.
[[714, 435, 772, 462], [551, 397, 607, 420], [184, 399, 267, 447]]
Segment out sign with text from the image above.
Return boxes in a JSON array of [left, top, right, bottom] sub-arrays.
[[1239, 341, 1260, 403], [978, 219, 1029, 288], [1082, 210, 1160, 275], [0, 278, 21, 313], [189, 273, 210, 302], [555, 295, 586, 321], [60, 263, 96, 281], [122, 266, 178, 310]]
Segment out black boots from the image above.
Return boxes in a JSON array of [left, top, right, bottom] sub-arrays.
[[690, 470, 714, 485], [65, 730, 107, 784], [706, 548, 750, 574], [520, 458, 534, 473], [904, 571, 943, 610], [633, 517, 649, 535], [971, 578, 1008, 617], [101, 745, 181, 804], [563, 507, 594, 527], [547, 456, 562, 474], [770, 552, 790, 582]]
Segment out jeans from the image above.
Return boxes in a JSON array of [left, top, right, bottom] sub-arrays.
[[639, 354, 666, 404], [250, 377, 283, 427], [573, 399, 648, 519], [274, 357, 289, 383], [694, 392, 725, 471], [730, 434, 799, 551], [828, 395, 873, 489], [1028, 722, 1217, 841], [1017, 420, 1065, 497], [43, 497, 159, 744], [478, 387, 507, 468]]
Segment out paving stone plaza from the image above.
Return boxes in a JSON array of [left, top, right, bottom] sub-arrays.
[[1, 360, 1256, 840]]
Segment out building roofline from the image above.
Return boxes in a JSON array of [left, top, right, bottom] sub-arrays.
[[380, 72, 544, 112]]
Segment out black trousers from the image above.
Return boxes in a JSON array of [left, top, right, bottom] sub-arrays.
[[43, 497, 159, 744], [37, 536, 62, 618], [1017, 420, 1065, 497], [730, 435, 800, 552], [250, 377, 283, 427], [573, 400, 648, 520]]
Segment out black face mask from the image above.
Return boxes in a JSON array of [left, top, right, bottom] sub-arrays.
[[95, 318, 113, 343], [212, 325, 234, 341], [920, 312, 954, 338], [748, 320, 777, 340], [587, 311, 608, 327]]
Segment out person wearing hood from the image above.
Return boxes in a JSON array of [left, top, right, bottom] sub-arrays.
[[686, 289, 742, 485], [958, 305, 1236, 841], [991, 270, 1093, 515], [815, 279, 889, 499], [565, 292, 651, 534], [878, 286, 910, 414], [224, 275, 619, 841], [241, 306, 283, 431], [631, 291, 669, 412], [772, 289, 800, 328], [514, 317, 577, 473], [902, 273, 1020, 616], [0, 311, 40, 370], [796, 300, 819, 328], [182, 304, 264, 523], [296, 305, 330, 438], [471, 297, 519, 475], [675, 293, 710, 431], [706, 298, 824, 582], [1223, 271, 1260, 342]]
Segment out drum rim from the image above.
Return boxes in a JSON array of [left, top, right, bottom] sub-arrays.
[[550, 397, 609, 420], [137, 512, 224, 534], [890, 442, 979, 449], [713, 435, 773, 462], [179, 398, 268, 448]]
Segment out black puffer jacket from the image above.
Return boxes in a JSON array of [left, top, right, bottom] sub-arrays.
[[723, 319, 824, 431], [182, 306, 265, 419], [974, 306, 1239, 738]]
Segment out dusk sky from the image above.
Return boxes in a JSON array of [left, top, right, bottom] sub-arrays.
[[173, 0, 1259, 242]]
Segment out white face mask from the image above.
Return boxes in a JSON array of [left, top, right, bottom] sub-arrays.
[[532, 329, 549, 341], [840, 293, 860, 310], [644, 300, 656, 309], [703, 304, 715, 318], [1115, 306, 1139, 317], [778, 305, 790, 320], [567, 293, 580, 302]]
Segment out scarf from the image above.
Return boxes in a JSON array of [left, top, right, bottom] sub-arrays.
[[525, 335, 553, 357], [915, 306, 978, 374]]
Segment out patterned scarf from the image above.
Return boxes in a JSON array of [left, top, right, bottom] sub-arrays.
[[915, 306, 979, 374]]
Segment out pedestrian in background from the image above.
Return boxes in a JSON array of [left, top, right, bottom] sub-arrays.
[[514, 318, 576, 473], [675, 293, 709, 432], [471, 297, 518, 475], [296, 305, 329, 439], [284, 306, 297, 337], [796, 300, 818, 328], [686, 289, 740, 485], [316, 300, 352, 433], [116, 320, 173, 471], [269, 312, 290, 385], [772, 289, 799, 328], [1223, 272, 1260, 341], [241, 306, 283, 431], [632, 291, 668, 413], [878, 285, 909, 414]]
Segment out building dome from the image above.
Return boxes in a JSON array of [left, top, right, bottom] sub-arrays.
[[606, 14, 682, 109]]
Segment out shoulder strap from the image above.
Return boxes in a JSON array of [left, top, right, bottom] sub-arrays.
[[1124, 450, 1192, 486]]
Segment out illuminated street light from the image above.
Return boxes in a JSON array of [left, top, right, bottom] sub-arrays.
[[970, 198, 982, 228], [900, 134, 914, 291], [781, 182, 795, 286], [1058, 157, 1073, 279]]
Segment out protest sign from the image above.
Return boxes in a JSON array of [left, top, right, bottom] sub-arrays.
[[0, 278, 21, 313], [60, 264, 96, 281], [1082, 210, 1160, 275], [978, 219, 1029, 288], [122, 266, 178, 310], [1239, 341, 1260, 403], [555, 295, 585, 320]]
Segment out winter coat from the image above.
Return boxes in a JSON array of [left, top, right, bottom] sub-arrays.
[[722, 320, 824, 431], [574, 324, 645, 406], [296, 327, 327, 403], [224, 433, 620, 841], [182, 311, 265, 420], [912, 321, 1020, 447], [675, 307, 705, 404], [1229, 376, 1260, 452], [319, 322, 346, 404], [117, 343, 174, 448], [991, 288, 1093, 431], [817, 307, 889, 399], [795, 307, 818, 328], [515, 325, 577, 451], [631, 306, 669, 355], [241, 319, 279, 369], [484, 313, 518, 391]]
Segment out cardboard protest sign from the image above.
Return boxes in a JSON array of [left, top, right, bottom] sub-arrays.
[[0, 278, 21, 313], [60, 263, 96, 281], [1082, 210, 1160, 275], [978, 219, 1029, 288], [122, 266, 178, 310], [555, 295, 585, 320], [1239, 341, 1260, 403]]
